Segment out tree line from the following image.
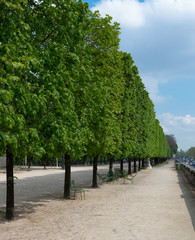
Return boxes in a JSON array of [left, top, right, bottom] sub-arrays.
[[177, 147, 195, 159], [0, 0, 173, 220]]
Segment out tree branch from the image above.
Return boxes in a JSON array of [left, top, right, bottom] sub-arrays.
[[42, 29, 56, 44]]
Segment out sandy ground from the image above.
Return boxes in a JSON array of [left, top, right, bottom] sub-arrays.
[[0, 165, 109, 181], [0, 161, 195, 240]]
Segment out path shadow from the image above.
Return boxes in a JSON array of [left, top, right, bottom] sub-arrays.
[[0, 192, 64, 224], [0, 169, 95, 223], [0, 166, 117, 223], [177, 170, 195, 231]]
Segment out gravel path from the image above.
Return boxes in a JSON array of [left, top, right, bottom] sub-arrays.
[[0, 160, 195, 240], [0, 164, 110, 206]]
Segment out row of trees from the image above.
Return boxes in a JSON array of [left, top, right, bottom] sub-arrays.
[[177, 147, 195, 159], [1, 0, 172, 220], [165, 135, 178, 155]]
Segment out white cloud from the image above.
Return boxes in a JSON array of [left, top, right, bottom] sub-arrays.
[[142, 75, 168, 104], [92, 0, 147, 28], [158, 113, 195, 150], [159, 113, 195, 128], [91, 0, 195, 105], [92, 0, 195, 29], [178, 114, 195, 125]]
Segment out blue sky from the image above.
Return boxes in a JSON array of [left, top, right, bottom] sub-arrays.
[[84, 0, 195, 151]]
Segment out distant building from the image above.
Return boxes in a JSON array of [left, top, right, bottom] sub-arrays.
[[0, 156, 6, 169]]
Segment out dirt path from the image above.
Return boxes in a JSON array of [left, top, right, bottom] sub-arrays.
[[0, 160, 195, 240]]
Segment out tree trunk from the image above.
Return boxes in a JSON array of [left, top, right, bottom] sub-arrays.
[[42, 155, 47, 169], [109, 158, 114, 174], [92, 155, 98, 188], [120, 159, 123, 173], [128, 158, 132, 174], [133, 158, 137, 173], [6, 149, 14, 220], [83, 155, 87, 166], [64, 153, 71, 199], [138, 159, 141, 171], [27, 155, 31, 169]]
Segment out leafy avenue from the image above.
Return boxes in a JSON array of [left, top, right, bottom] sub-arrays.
[[0, 0, 174, 220]]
